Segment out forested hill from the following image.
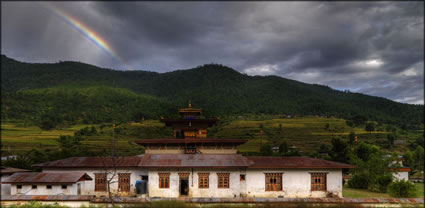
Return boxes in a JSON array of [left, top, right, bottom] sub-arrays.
[[1, 55, 423, 129]]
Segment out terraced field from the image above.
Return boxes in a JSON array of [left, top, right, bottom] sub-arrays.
[[2, 116, 419, 155]]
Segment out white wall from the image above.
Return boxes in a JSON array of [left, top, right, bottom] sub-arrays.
[[393, 171, 409, 181], [2, 175, 12, 195], [42, 168, 148, 196], [245, 169, 342, 198], [11, 183, 80, 195], [40, 168, 343, 198], [148, 169, 242, 198]]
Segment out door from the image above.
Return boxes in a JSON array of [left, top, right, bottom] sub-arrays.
[[77, 183, 81, 195], [180, 179, 189, 196], [141, 175, 148, 194]]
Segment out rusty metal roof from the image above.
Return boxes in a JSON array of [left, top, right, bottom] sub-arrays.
[[0, 166, 30, 175], [2, 172, 92, 184], [136, 138, 248, 145], [139, 154, 254, 168], [33, 156, 143, 168], [247, 157, 355, 169]]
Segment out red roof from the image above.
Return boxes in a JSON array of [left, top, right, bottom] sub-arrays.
[[33, 157, 143, 168], [247, 157, 355, 169], [32, 155, 354, 169], [138, 154, 253, 168], [135, 138, 248, 145], [3, 172, 92, 184]]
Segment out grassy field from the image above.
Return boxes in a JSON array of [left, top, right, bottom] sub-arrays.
[[1, 116, 420, 155], [343, 183, 424, 198]]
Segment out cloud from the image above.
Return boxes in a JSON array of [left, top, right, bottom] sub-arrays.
[[1, 1, 423, 104]]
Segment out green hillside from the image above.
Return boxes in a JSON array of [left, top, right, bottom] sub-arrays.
[[1, 55, 423, 129]]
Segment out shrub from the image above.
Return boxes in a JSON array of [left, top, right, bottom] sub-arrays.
[[387, 180, 417, 197], [348, 172, 369, 189], [375, 174, 393, 193]]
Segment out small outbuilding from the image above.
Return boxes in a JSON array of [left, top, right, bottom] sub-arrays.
[[3, 172, 92, 195], [1, 166, 30, 195]]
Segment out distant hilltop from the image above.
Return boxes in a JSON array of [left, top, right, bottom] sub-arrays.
[[1, 54, 423, 129]]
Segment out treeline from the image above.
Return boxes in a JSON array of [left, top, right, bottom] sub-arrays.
[[1, 55, 423, 129], [1, 86, 177, 129]]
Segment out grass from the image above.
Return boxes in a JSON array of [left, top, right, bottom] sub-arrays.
[[343, 186, 391, 198], [414, 183, 424, 198], [343, 183, 424, 198]]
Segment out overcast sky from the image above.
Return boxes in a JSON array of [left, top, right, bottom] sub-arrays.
[[2, 2, 424, 104]]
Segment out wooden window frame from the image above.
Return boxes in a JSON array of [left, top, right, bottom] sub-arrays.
[[198, 173, 209, 189], [310, 172, 327, 191], [159, 173, 170, 189], [265, 173, 283, 191], [94, 173, 107, 192], [61, 185, 67, 189], [46, 185, 52, 189], [118, 173, 131, 192], [217, 173, 230, 189]]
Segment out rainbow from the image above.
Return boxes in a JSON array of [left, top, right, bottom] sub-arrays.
[[40, 3, 129, 69]]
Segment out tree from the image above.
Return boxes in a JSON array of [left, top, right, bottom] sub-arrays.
[[329, 138, 349, 163], [387, 134, 395, 145], [348, 131, 356, 145], [279, 140, 289, 155], [260, 143, 273, 156], [351, 115, 367, 126], [365, 122, 375, 134], [324, 123, 330, 130], [348, 143, 393, 191], [413, 146, 424, 173]]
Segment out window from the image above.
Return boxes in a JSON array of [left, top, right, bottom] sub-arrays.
[[61, 185, 67, 189], [265, 173, 282, 191], [159, 173, 170, 188], [95, 173, 107, 192], [118, 173, 131, 192], [311, 173, 327, 191], [217, 173, 230, 188], [17, 185, 22, 189], [240, 174, 246, 181], [198, 173, 209, 189], [46, 185, 52, 189], [32, 185, 37, 189]]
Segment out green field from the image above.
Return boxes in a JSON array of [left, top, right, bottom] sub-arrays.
[[343, 183, 424, 198], [1, 116, 420, 155]]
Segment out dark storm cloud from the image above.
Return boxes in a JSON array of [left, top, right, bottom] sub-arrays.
[[1, 2, 423, 104]]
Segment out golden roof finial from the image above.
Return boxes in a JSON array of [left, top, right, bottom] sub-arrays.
[[188, 100, 192, 108]]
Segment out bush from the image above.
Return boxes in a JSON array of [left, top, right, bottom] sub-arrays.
[[387, 180, 417, 197], [375, 174, 393, 193], [348, 172, 369, 189]]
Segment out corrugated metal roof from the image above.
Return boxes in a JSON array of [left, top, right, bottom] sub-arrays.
[[247, 157, 355, 169], [136, 138, 248, 145], [32, 155, 354, 169], [139, 154, 254, 168], [0, 166, 30, 174], [2, 172, 92, 184], [33, 156, 143, 168]]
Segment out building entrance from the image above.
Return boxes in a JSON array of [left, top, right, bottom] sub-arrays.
[[180, 178, 189, 196]]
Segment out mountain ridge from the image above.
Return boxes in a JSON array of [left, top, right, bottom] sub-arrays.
[[1, 54, 423, 129]]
